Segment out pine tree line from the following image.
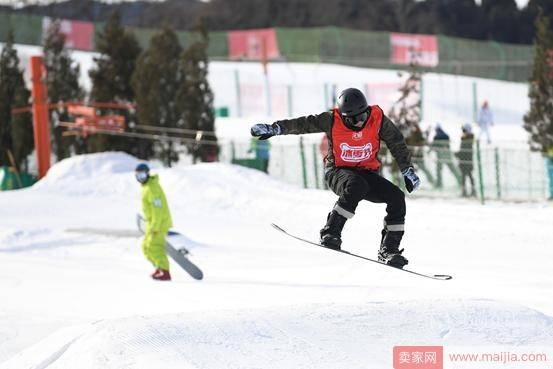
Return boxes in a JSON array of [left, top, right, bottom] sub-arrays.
[[0, 32, 33, 172], [0, 11, 216, 172], [86, 11, 217, 166], [43, 20, 85, 160], [524, 9, 553, 156]]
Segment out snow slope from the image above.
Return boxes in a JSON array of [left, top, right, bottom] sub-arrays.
[[0, 153, 552, 368]]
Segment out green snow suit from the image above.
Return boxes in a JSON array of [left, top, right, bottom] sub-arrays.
[[141, 174, 173, 271]]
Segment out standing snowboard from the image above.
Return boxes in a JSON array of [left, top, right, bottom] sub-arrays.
[[137, 214, 203, 280]]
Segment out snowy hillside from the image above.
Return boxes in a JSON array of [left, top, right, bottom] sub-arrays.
[[1, 153, 552, 368]]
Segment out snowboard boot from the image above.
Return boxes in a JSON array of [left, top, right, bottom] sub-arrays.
[[319, 211, 347, 250], [150, 268, 160, 278], [378, 230, 408, 269], [152, 269, 171, 281]]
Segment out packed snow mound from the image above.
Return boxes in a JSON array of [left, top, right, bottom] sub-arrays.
[[33, 152, 293, 194], [38, 152, 141, 184], [159, 162, 323, 218], [26, 152, 328, 217], [4, 300, 552, 369]]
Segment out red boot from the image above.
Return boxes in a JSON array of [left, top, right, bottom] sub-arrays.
[[152, 269, 171, 281], [150, 268, 160, 278]]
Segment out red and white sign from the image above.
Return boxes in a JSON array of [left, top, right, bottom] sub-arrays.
[[390, 33, 439, 67], [42, 17, 94, 51], [228, 28, 280, 61]]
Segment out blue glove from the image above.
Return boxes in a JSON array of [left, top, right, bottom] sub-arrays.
[[402, 167, 420, 193], [251, 124, 282, 140]]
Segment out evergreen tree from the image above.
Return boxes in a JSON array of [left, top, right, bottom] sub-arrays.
[[43, 20, 84, 160], [385, 60, 424, 185], [0, 31, 34, 171], [523, 9, 553, 154], [387, 60, 423, 137], [88, 11, 150, 158], [177, 19, 218, 163], [132, 26, 182, 167]]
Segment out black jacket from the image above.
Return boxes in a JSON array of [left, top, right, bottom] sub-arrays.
[[271, 108, 412, 171]]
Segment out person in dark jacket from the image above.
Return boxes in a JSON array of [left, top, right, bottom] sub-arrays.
[[456, 123, 476, 197], [430, 124, 461, 188], [250, 88, 420, 268]]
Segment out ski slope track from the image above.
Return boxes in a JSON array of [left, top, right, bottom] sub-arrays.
[[0, 153, 552, 368]]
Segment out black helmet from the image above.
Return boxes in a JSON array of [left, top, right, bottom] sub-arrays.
[[337, 88, 369, 117], [135, 163, 150, 173]]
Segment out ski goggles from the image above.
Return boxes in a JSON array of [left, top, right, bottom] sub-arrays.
[[343, 110, 369, 127], [135, 171, 149, 183]]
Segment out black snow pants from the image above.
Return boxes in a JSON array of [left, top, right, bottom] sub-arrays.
[[325, 167, 406, 229]]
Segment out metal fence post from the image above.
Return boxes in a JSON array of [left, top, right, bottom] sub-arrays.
[[528, 151, 533, 198], [300, 137, 308, 188], [494, 147, 501, 199], [287, 85, 293, 117], [324, 83, 329, 110], [476, 140, 485, 204], [472, 81, 478, 123], [234, 69, 242, 117], [420, 77, 424, 122], [312, 143, 320, 189]]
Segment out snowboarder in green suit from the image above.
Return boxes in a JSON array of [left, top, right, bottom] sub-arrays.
[[135, 163, 173, 281]]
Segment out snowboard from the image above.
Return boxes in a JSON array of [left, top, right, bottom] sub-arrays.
[[271, 223, 452, 281], [137, 215, 203, 280]]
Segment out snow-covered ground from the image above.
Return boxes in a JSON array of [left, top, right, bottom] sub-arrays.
[[0, 152, 552, 368]]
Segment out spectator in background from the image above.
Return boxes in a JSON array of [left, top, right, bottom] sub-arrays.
[[406, 125, 435, 187], [431, 123, 461, 188], [477, 100, 494, 144], [456, 124, 477, 197], [249, 137, 271, 173]]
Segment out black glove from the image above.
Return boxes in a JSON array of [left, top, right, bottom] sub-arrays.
[[250, 123, 282, 140], [401, 166, 421, 193]]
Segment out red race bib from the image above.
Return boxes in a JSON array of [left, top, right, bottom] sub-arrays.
[[331, 105, 383, 170]]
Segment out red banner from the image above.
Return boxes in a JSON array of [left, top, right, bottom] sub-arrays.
[[42, 17, 94, 51], [390, 33, 439, 67], [228, 28, 280, 61]]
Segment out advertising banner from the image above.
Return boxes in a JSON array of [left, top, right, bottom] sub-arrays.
[[228, 28, 280, 60], [42, 17, 94, 51], [390, 33, 439, 67]]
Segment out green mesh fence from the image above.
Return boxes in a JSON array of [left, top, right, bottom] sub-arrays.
[[0, 11, 535, 82], [104, 26, 228, 58], [275, 27, 532, 82], [0, 13, 42, 45], [130, 26, 157, 50], [437, 36, 533, 82], [224, 138, 550, 201], [276, 27, 391, 69]]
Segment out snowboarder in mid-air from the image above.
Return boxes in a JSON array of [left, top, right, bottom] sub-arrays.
[[135, 163, 174, 280], [251, 88, 420, 268]]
